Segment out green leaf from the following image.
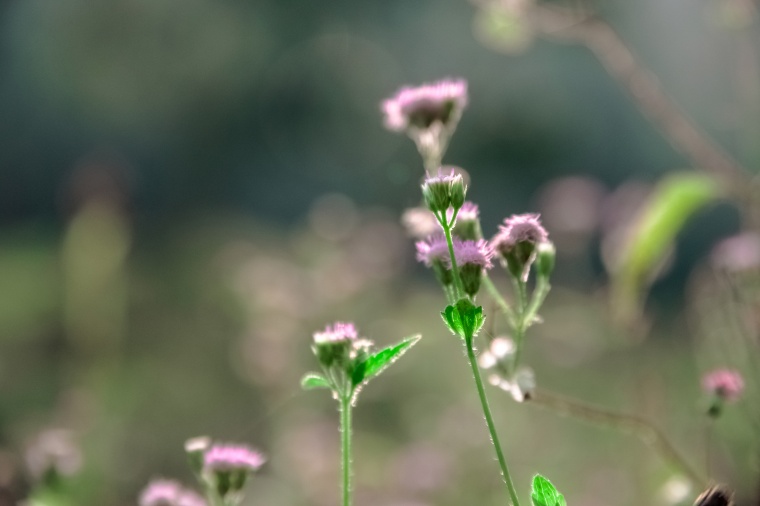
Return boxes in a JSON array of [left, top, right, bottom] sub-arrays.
[[610, 173, 720, 325], [441, 299, 485, 340], [531, 474, 566, 506], [352, 335, 421, 386], [441, 304, 464, 337], [301, 372, 331, 390]]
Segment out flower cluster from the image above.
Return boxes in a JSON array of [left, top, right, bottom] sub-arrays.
[[416, 236, 493, 296]]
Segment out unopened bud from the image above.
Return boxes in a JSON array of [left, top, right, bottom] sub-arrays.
[[536, 241, 556, 280]]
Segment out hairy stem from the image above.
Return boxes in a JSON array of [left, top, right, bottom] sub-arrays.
[[529, 387, 707, 487], [466, 337, 522, 506], [438, 212, 465, 298], [511, 280, 529, 373], [340, 398, 353, 506]]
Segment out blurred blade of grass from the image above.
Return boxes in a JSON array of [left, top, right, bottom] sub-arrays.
[[611, 172, 721, 327]]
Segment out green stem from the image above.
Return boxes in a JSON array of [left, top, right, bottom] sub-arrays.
[[438, 212, 465, 299], [482, 275, 515, 326], [511, 280, 528, 374], [524, 278, 551, 329], [465, 336, 522, 506], [340, 397, 353, 506]]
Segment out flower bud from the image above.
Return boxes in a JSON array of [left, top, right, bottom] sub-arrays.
[[450, 175, 466, 209], [420, 169, 463, 213], [312, 323, 358, 369], [535, 241, 556, 280]]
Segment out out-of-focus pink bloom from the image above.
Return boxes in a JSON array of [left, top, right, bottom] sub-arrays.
[[711, 232, 760, 272], [313, 322, 358, 344], [702, 369, 744, 402], [401, 207, 440, 239], [381, 79, 468, 132], [139, 479, 206, 506], [203, 444, 266, 473], [451, 201, 479, 223], [415, 235, 451, 267]]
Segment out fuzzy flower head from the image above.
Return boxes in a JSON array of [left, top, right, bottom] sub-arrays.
[[203, 444, 265, 500], [416, 234, 454, 287], [382, 79, 468, 132], [703, 369, 744, 403], [455, 239, 494, 296], [139, 479, 207, 506], [454, 239, 493, 269], [449, 201, 481, 240], [421, 168, 466, 213], [491, 214, 549, 282]]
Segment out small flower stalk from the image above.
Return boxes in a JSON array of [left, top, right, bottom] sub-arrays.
[[302, 322, 420, 506]]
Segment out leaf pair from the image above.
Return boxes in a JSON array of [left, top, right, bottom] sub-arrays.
[[301, 335, 421, 393], [441, 298, 485, 340]]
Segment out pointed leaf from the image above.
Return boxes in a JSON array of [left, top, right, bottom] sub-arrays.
[[531, 474, 566, 506], [441, 305, 463, 337], [455, 298, 485, 339], [301, 372, 331, 390], [352, 335, 421, 386]]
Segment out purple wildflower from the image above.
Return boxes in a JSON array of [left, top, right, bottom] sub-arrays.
[[702, 369, 744, 403], [415, 235, 451, 267], [139, 479, 206, 506], [313, 322, 358, 344], [455, 239, 493, 296], [204, 444, 266, 473], [492, 214, 548, 250], [449, 202, 481, 241], [382, 79, 468, 132], [491, 214, 549, 281], [453, 239, 493, 269]]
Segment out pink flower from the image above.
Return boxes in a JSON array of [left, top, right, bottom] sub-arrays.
[[203, 444, 266, 473], [415, 235, 450, 267], [491, 214, 548, 255], [139, 479, 206, 506], [381, 79, 468, 132], [313, 322, 358, 344], [702, 369, 744, 403], [453, 239, 493, 269]]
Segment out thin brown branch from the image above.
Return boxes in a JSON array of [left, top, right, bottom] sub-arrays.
[[528, 386, 708, 487], [527, 4, 749, 193]]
